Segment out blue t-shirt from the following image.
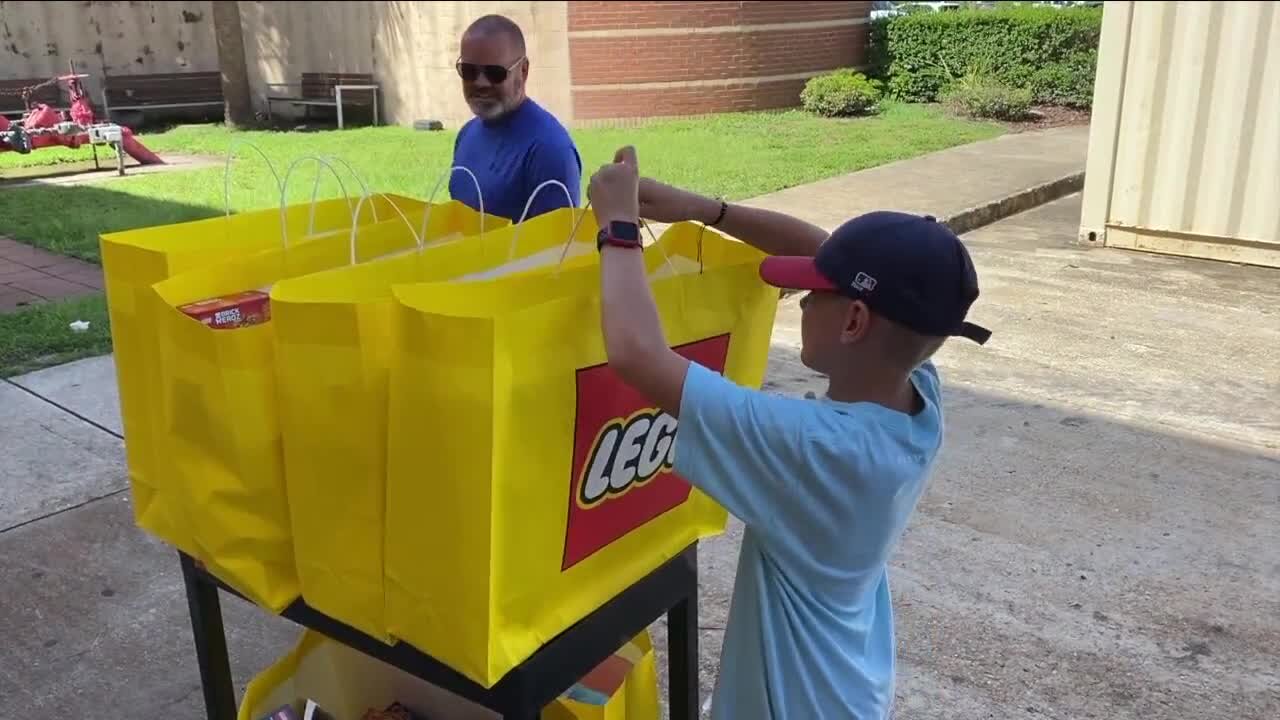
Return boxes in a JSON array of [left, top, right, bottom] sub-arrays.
[[674, 360, 944, 720], [448, 98, 582, 222]]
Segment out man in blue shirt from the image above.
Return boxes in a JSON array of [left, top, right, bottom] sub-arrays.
[[587, 147, 992, 718], [449, 15, 582, 222]]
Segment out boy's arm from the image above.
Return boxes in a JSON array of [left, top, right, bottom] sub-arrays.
[[598, 175, 824, 411], [593, 147, 689, 415], [592, 149, 811, 531], [599, 241, 689, 415], [639, 178, 827, 257]]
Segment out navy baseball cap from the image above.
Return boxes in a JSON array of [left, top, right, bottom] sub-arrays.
[[759, 211, 991, 344]]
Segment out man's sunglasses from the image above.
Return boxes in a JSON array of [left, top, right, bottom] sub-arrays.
[[455, 57, 525, 84]]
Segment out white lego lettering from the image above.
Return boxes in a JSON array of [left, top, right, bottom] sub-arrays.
[[610, 415, 651, 491], [579, 410, 679, 506], [582, 425, 620, 504], [638, 413, 677, 479]]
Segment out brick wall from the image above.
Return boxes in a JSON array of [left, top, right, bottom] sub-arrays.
[[569, 1, 872, 121]]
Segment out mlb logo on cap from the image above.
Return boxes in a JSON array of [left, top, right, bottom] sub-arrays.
[[852, 272, 877, 292], [759, 211, 991, 344]]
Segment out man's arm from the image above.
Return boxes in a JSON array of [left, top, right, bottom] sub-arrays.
[[638, 178, 827, 257]]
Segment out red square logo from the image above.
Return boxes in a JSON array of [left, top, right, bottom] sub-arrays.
[[562, 335, 731, 570]]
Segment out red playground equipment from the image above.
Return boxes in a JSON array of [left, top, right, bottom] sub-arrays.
[[1, 64, 164, 175]]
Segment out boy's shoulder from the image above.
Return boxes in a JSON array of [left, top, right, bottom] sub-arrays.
[[912, 358, 942, 395]]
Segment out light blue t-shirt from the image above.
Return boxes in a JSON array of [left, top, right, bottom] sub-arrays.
[[674, 359, 944, 720]]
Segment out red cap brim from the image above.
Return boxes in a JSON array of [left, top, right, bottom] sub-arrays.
[[759, 256, 837, 291]]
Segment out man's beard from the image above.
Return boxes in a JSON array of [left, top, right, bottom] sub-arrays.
[[468, 93, 511, 120]]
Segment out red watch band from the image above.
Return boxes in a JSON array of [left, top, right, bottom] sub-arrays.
[[597, 224, 642, 250]]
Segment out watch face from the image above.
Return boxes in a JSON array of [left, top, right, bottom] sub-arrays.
[[609, 221, 640, 242]]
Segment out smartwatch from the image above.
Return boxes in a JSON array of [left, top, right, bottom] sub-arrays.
[[597, 221, 641, 251]]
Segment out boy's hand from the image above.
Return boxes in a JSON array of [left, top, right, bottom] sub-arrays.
[[588, 146, 641, 228]]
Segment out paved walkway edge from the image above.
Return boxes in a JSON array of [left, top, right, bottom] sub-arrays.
[[943, 170, 1086, 236]]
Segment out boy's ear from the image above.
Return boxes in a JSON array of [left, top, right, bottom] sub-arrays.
[[839, 299, 873, 345]]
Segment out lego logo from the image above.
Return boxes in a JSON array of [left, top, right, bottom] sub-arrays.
[[562, 334, 731, 570], [579, 409, 678, 507]]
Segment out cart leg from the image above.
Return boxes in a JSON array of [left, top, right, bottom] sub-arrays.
[[180, 553, 237, 720], [114, 141, 124, 177], [92, 143, 100, 170], [336, 87, 345, 130], [668, 548, 699, 720]]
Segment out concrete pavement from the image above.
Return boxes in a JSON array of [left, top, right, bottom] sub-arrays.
[[687, 195, 1279, 719], [741, 123, 1089, 232], [0, 380, 124, 531], [6, 127, 1277, 719]]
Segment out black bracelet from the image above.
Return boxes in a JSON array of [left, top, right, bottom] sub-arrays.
[[708, 199, 728, 227]]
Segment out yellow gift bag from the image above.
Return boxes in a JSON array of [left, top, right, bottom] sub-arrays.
[[543, 631, 659, 720], [100, 145, 422, 554], [384, 222, 779, 686], [237, 629, 657, 720], [237, 630, 501, 720], [272, 190, 596, 641], [149, 187, 484, 612]]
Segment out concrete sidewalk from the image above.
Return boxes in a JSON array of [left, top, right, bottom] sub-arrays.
[[20, 125, 1277, 720], [741, 123, 1088, 231]]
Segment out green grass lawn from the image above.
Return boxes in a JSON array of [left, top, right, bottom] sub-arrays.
[[0, 104, 1003, 375], [0, 294, 112, 377], [0, 103, 1003, 263]]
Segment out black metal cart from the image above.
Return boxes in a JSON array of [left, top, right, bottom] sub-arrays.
[[179, 543, 700, 720]]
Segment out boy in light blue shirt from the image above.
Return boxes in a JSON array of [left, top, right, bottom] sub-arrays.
[[587, 147, 991, 719]]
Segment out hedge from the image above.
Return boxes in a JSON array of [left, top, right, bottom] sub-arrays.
[[868, 6, 1103, 108]]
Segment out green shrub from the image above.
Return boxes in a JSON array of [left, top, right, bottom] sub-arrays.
[[1028, 52, 1097, 107], [800, 69, 884, 117], [942, 71, 1034, 120], [868, 6, 1102, 107]]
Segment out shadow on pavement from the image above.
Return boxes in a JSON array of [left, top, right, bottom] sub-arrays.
[[1, 341, 1276, 719]]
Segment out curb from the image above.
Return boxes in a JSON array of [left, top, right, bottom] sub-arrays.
[[942, 171, 1086, 236], [778, 170, 1085, 300]]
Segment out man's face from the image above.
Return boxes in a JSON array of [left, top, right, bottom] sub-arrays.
[[458, 32, 528, 120]]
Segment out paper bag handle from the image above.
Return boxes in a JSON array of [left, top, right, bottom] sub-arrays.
[[420, 165, 486, 252], [549, 199, 679, 280], [322, 155, 379, 225], [222, 140, 282, 240], [508, 179, 584, 262], [279, 155, 356, 250], [347, 192, 423, 265]]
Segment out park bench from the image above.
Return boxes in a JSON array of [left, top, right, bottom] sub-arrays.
[[101, 71, 224, 116], [0, 77, 65, 117], [265, 72, 379, 129]]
